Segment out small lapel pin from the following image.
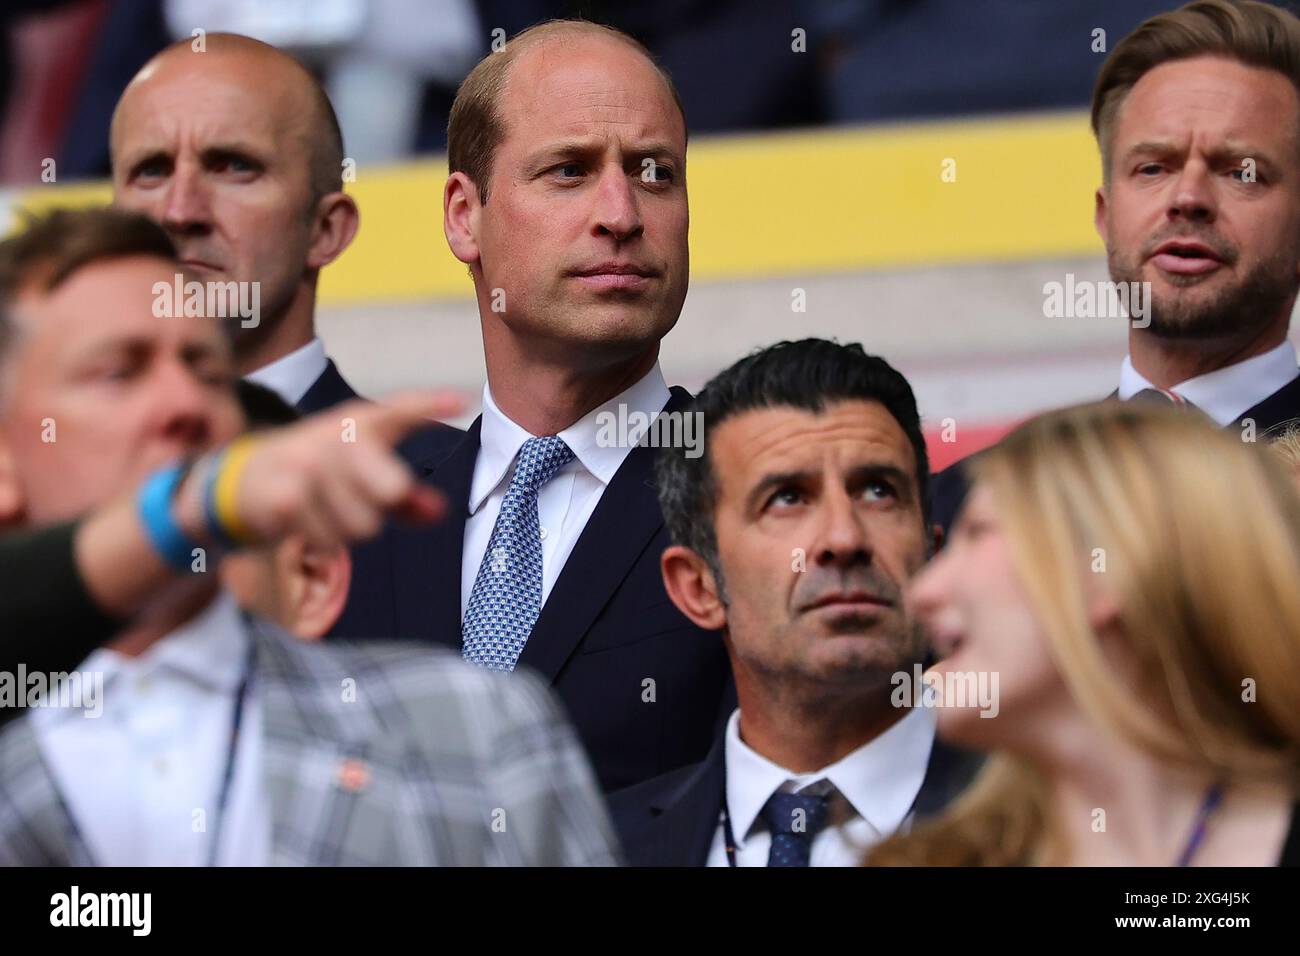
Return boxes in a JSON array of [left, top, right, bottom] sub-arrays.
[[336, 758, 371, 793]]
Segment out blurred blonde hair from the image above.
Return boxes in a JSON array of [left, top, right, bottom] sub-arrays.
[[868, 401, 1300, 866], [1270, 424, 1300, 476]]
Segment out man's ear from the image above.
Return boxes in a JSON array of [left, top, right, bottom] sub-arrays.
[[1094, 186, 1109, 245], [0, 434, 26, 526], [274, 538, 352, 640], [443, 171, 483, 267], [306, 192, 361, 271], [661, 544, 727, 632]]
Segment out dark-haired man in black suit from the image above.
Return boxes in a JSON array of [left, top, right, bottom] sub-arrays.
[[934, 1, 1300, 529], [611, 339, 982, 866]]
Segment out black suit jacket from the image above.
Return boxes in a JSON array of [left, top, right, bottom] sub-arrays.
[[329, 386, 735, 793], [609, 721, 984, 866], [930, 373, 1300, 533], [295, 359, 360, 415]]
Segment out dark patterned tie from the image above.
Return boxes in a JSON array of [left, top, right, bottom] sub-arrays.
[[761, 790, 830, 867]]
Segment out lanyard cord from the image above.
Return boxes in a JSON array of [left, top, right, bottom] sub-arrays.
[[1176, 781, 1225, 867], [58, 640, 256, 867], [720, 757, 738, 867], [204, 640, 256, 867]]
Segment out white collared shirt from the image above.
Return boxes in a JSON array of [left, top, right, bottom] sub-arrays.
[[1118, 340, 1299, 426], [460, 363, 673, 617], [244, 337, 329, 407], [707, 706, 936, 867], [31, 592, 270, 866]]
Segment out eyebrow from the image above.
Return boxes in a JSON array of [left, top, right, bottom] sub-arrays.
[[121, 140, 270, 175], [1123, 138, 1276, 166], [744, 462, 915, 513], [69, 334, 227, 365], [524, 138, 683, 170]]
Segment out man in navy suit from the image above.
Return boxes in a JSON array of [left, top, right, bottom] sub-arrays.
[[109, 33, 367, 413], [611, 340, 982, 866], [933, 0, 1300, 530], [337, 19, 732, 794]]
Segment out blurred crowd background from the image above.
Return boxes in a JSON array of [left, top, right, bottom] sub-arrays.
[[0, 0, 1246, 465]]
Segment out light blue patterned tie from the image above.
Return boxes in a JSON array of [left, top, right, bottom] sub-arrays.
[[462, 436, 575, 671]]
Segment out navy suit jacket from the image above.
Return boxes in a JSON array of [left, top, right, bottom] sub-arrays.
[[609, 722, 984, 867], [293, 359, 470, 644], [295, 359, 359, 415], [930, 373, 1300, 534], [327, 386, 735, 793]]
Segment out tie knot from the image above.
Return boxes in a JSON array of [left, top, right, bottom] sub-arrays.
[[1130, 387, 1194, 409], [511, 436, 574, 493], [760, 789, 830, 838]]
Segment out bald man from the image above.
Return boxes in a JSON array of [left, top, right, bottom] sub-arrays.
[[110, 33, 464, 640], [110, 33, 360, 413]]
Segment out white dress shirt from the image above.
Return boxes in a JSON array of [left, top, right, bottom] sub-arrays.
[[31, 592, 270, 866], [1118, 340, 1299, 426], [707, 706, 936, 867], [460, 363, 673, 617], [244, 337, 330, 407]]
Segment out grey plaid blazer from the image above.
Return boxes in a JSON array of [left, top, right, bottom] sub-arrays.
[[0, 614, 620, 866]]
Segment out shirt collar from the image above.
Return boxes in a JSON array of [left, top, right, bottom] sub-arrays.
[[32, 592, 249, 727], [723, 705, 937, 848], [1118, 341, 1299, 426], [142, 591, 250, 693], [244, 338, 329, 407], [92, 592, 247, 694], [468, 362, 671, 515]]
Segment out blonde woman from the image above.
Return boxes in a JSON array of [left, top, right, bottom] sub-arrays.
[[1271, 426, 1300, 479], [868, 402, 1300, 866]]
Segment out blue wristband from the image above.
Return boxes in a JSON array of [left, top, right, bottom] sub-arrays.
[[137, 463, 203, 573]]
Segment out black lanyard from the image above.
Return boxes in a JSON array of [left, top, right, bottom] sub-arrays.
[[204, 641, 256, 867], [721, 801, 740, 867], [58, 640, 255, 867], [720, 759, 739, 867]]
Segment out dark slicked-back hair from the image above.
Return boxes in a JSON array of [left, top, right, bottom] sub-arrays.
[[0, 207, 176, 369], [656, 339, 931, 579]]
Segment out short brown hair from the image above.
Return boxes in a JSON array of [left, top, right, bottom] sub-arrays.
[[447, 19, 687, 204], [0, 207, 176, 363], [1091, 0, 1300, 180]]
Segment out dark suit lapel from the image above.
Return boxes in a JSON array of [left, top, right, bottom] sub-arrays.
[[294, 359, 359, 415], [910, 735, 984, 822], [1235, 371, 1300, 434], [391, 418, 481, 646], [516, 388, 691, 682], [646, 732, 727, 866]]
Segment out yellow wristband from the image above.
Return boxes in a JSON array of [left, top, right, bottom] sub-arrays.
[[212, 436, 261, 546]]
